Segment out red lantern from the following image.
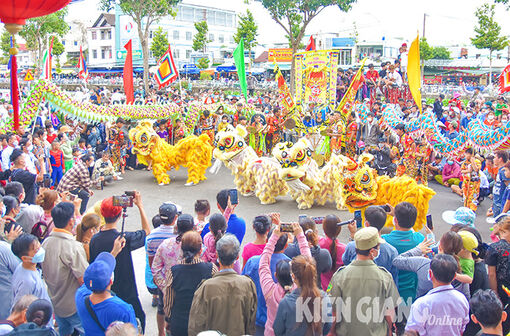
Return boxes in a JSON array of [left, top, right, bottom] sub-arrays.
[[0, 0, 70, 131]]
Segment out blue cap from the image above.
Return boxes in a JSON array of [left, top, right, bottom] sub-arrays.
[[442, 207, 476, 227], [84, 252, 116, 291]]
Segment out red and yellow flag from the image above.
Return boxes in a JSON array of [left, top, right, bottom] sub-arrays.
[[274, 61, 295, 114], [336, 58, 367, 118]]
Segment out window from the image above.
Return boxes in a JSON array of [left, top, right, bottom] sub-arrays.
[[207, 11, 215, 25], [229, 35, 234, 43], [186, 31, 192, 40], [219, 35, 224, 43], [62, 40, 66, 45], [216, 11, 226, 26], [226, 13, 233, 27], [149, 31, 153, 39], [182, 7, 194, 22], [74, 41, 78, 46], [101, 49, 106, 59], [91, 31, 97, 40], [174, 49, 180, 59], [108, 48, 112, 59], [92, 50, 97, 59], [100, 30, 105, 40], [149, 50, 153, 58], [173, 30, 179, 40], [209, 34, 214, 42], [186, 49, 191, 59], [107, 30, 112, 39]]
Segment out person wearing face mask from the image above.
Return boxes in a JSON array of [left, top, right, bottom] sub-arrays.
[[484, 110, 498, 129], [358, 112, 381, 150], [329, 227, 400, 336], [58, 126, 80, 172], [435, 158, 462, 188], [10, 149, 45, 205], [460, 109, 475, 132], [75, 252, 137, 336], [10, 234, 52, 315]]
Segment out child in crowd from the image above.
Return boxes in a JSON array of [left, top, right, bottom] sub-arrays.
[[457, 230, 477, 282], [241, 215, 271, 269], [194, 199, 210, 233], [173, 119, 185, 144], [49, 138, 64, 187]]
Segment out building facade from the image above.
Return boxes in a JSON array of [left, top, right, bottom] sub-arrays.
[[87, 13, 116, 68]]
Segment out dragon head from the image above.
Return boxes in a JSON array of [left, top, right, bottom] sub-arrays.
[[213, 125, 249, 162], [272, 138, 313, 181], [128, 121, 159, 157], [337, 153, 378, 210]]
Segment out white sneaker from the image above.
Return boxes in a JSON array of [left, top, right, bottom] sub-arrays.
[[117, 176, 124, 180]]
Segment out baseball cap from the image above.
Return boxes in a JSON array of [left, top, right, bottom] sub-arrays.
[[458, 230, 479, 256], [100, 197, 123, 219], [159, 202, 180, 223], [84, 252, 116, 291], [442, 207, 476, 227], [486, 212, 510, 224], [59, 125, 72, 133], [354, 227, 383, 250]]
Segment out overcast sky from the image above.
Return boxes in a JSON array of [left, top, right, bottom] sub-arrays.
[[67, 0, 510, 47]]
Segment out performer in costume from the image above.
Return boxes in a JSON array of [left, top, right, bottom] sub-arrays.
[[328, 111, 343, 155], [460, 147, 481, 211], [343, 111, 358, 159], [108, 117, 126, 173], [415, 137, 432, 186], [248, 114, 266, 157], [198, 110, 216, 144], [395, 123, 417, 178], [265, 108, 280, 154]]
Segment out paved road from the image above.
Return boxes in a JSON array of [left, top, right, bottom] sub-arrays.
[[88, 167, 492, 335]]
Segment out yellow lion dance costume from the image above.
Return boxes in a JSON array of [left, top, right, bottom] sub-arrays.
[[129, 121, 213, 186], [272, 138, 346, 210], [210, 125, 288, 204], [337, 153, 435, 230]]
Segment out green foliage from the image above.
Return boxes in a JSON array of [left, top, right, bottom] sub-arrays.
[[261, 0, 356, 51], [150, 27, 169, 60], [431, 46, 450, 60], [19, 9, 69, 60], [233, 10, 258, 56], [52, 38, 65, 56], [192, 21, 210, 52], [0, 31, 16, 64], [200, 72, 212, 80], [471, 3, 508, 54], [196, 57, 210, 69]]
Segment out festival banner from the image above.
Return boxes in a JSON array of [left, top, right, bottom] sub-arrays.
[[407, 34, 422, 112], [234, 38, 248, 101], [154, 44, 179, 89], [41, 36, 54, 81], [123, 40, 134, 104], [77, 45, 89, 82], [294, 50, 339, 108], [336, 58, 367, 117], [273, 61, 294, 114], [499, 64, 510, 94], [268, 48, 293, 63]]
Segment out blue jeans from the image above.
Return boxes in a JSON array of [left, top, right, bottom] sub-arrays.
[[55, 312, 84, 336]]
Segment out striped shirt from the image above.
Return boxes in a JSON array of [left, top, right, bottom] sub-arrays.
[[145, 225, 175, 258]]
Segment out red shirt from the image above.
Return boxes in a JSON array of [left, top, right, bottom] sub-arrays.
[[366, 69, 379, 82]]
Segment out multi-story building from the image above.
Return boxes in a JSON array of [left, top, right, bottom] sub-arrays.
[[61, 19, 90, 66], [87, 13, 116, 68]]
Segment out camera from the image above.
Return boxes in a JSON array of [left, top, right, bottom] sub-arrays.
[[112, 191, 135, 208]]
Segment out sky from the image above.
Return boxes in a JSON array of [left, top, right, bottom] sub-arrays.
[[66, 0, 510, 48]]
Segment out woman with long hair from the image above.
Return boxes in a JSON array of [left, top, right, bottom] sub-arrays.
[[202, 213, 241, 273], [285, 217, 332, 290], [259, 222, 312, 336], [75, 213, 101, 261], [242, 215, 271, 268], [151, 214, 195, 290], [164, 231, 217, 336], [273, 255, 332, 336], [35, 190, 59, 233], [318, 215, 346, 290]]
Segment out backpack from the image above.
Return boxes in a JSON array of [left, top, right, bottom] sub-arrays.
[[31, 217, 52, 242]]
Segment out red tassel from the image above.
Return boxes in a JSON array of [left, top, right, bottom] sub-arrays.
[[10, 54, 19, 131]]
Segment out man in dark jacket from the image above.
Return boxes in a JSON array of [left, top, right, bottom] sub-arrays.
[[433, 94, 444, 120]]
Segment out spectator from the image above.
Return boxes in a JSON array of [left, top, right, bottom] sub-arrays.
[[442, 206, 476, 227], [145, 215, 162, 309], [91, 152, 118, 190], [427, 155, 444, 181], [459, 226, 489, 296], [329, 227, 400, 335], [49, 138, 65, 187], [485, 216, 510, 334], [5, 182, 43, 235], [188, 234, 257, 336], [273, 255, 332, 336], [10, 234, 52, 311], [0, 237, 21, 320], [242, 215, 271, 268], [9, 149, 44, 205], [35, 190, 59, 234], [343, 205, 399, 283], [284, 217, 332, 290], [243, 222, 293, 335], [75, 214, 101, 261], [89, 193, 150, 333], [406, 254, 470, 335], [200, 189, 246, 244], [318, 214, 346, 291], [59, 127, 80, 172], [104, 321, 138, 336], [146, 202, 179, 336], [164, 232, 217, 336], [358, 112, 381, 148], [489, 150, 509, 217], [56, 154, 98, 214], [470, 289, 507, 336], [8, 299, 57, 335], [435, 158, 461, 187], [1, 134, 15, 171], [75, 252, 137, 336], [458, 230, 478, 281], [0, 295, 37, 335], [193, 199, 210, 233], [41, 202, 88, 336]]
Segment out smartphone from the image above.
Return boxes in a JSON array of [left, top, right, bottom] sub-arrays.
[[229, 189, 238, 205], [298, 214, 307, 222], [312, 216, 324, 225], [381, 204, 391, 213], [43, 176, 51, 188], [337, 219, 354, 227], [426, 214, 433, 231], [280, 223, 293, 232], [354, 210, 362, 229]]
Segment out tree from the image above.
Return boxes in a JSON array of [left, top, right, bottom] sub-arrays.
[[100, 0, 180, 93], [19, 9, 69, 64], [150, 27, 169, 60], [261, 0, 356, 92], [419, 37, 434, 61], [192, 21, 209, 52], [52, 38, 65, 73], [471, 3, 508, 85], [0, 31, 17, 64], [431, 47, 451, 60], [233, 10, 258, 62], [196, 57, 209, 69]]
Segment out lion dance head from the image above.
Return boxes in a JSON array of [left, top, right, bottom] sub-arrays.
[[272, 138, 315, 182], [128, 121, 159, 157], [337, 153, 378, 210], [213, 125, 250, 162]]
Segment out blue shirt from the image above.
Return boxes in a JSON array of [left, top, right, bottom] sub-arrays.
[[241, 253, 290, 327], [11, 264, 52, 312], [200, 214, 246, 244], [382, 230, 425, 302], [494, 168, 508, 216], [75, 285, 137, 336], [342, 241, 399, 286]]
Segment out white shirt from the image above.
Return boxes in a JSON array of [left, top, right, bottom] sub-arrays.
[[1, 146, 14, 171], [386, 71, 403, 86]]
